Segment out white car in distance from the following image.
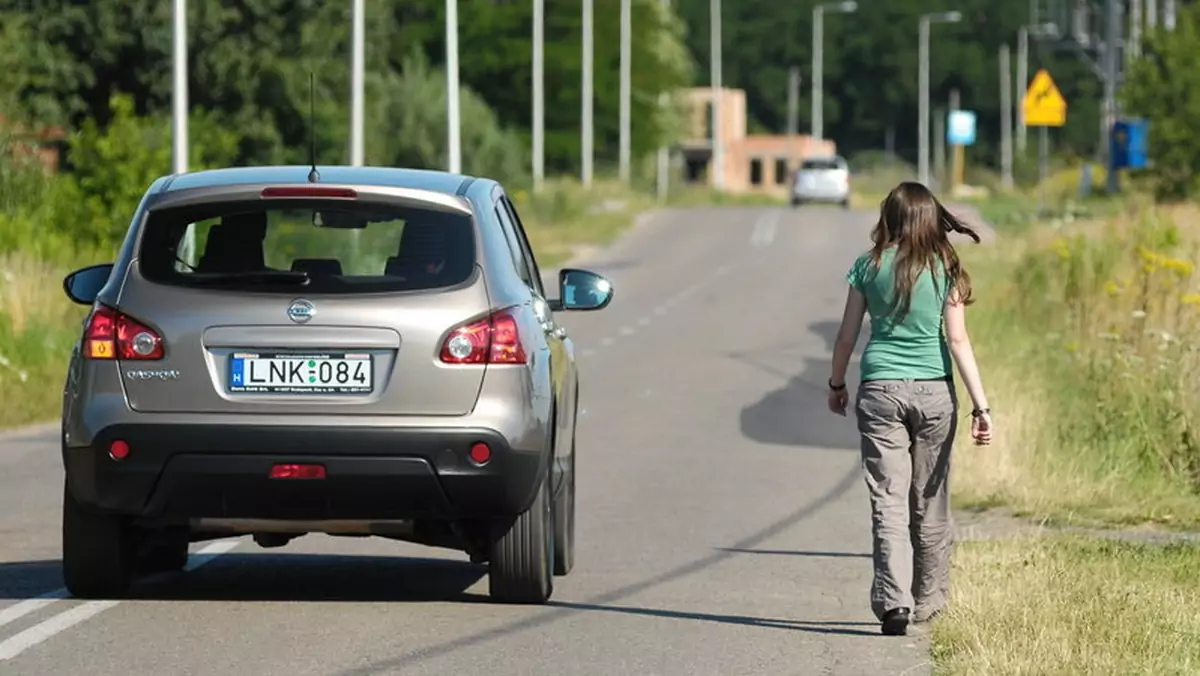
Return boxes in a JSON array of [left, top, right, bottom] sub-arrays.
[[791, 156, 851, 209]]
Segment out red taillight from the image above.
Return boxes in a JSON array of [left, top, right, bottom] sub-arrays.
[[84, 305, 164, 360], [439, 308, 528, 365], [261, 187, 358, 199], [269, 464, 327, 479]]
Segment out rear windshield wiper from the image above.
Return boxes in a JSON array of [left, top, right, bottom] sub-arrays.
[[185, 271, 312, 286]]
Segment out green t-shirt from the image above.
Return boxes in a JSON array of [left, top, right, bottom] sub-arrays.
[[845, 248, 953, 382]]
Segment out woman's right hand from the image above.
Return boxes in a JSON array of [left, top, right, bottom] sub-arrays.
[[971, 410, 993, 445]]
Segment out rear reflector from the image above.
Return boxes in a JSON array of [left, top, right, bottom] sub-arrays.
[[109, 440, 130, 460], [468, 442, 492, 465], [269, 464, 327, 479], [261, 187, 357, 199]]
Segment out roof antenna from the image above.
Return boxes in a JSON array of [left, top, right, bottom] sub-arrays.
[[307, 71, 320, 183]]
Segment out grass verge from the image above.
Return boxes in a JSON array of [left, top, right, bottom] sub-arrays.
[[950, 201, 1200, 530], [933, 534, 1200, 675]]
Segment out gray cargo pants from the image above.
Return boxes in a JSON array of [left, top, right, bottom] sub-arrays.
[[854, 378, 957, 622]]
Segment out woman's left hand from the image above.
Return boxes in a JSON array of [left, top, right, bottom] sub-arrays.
[[828, 388, 849, 416]]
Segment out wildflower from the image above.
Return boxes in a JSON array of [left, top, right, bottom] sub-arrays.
[[1103, 280, 1121, 297], [1051, 238, 1071, 260], [1182, 293, 1200, 306], [1132, 310, 1147, 319], [1161, 256, 1194, 277]]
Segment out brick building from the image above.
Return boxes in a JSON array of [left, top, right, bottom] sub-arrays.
[[676, 87, 835, 195]]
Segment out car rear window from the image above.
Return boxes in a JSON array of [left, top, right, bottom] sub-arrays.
[[138, 199, 476, 294], [800, 158, 844, 171]]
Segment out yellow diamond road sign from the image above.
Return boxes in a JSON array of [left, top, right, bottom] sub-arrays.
[[1023, 68, 1067, 127]]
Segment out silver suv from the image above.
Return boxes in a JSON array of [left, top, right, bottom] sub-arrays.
[[59, 165, 614, 604]]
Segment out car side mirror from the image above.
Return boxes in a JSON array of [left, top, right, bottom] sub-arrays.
[[63, 263, 115, 306], [550, 268, 613, 312]]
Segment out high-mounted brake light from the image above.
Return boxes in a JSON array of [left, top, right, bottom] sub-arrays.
[[84, 305, 165, 360], [439, 308, 528, 365], [260, 187, 358, 199]]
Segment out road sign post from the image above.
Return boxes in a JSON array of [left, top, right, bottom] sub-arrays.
[[946, 109, 976, 193], [1021, 68, 1067, 214]]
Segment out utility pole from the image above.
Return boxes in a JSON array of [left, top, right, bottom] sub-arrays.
[[656, 0, 671, 201], [787, 66, 801, 136], [934, 105, 945, 187], [1103, 0, 1120, 193], [812, 6, 824, 142], [618, 0, 631, 183], [1147, 0, 1157, 28], [1017, 26, 1028, 154], [533, 0, 545, 189], [949, 88, 963, 191], [710, 0, 723, 191], [582, 0, 594, 187], [350, 0, 364, 166], [1000, 43, 1014, 189], [1164, 0, 1176, 29], [172, 0, 188, 176], [918, 17, 930, 185], [445, 0, 461, 173], [172, 0, 191, 259], [1129, 0, 1142, 63]]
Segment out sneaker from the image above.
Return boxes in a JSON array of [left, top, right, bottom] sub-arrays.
[[880, 607, 910, 636]]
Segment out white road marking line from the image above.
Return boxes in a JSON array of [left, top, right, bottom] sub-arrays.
[[636, 317, 650, 327], [0, 539, 241, 662], [599, 337, 615, 347], [580, 348, 596, 358], [750, 210, 779, 248], [0, 591, 67, 630], [618, 327, 634, 337], [653, 306, 667, 316]]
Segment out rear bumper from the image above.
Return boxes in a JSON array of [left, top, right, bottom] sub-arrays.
[[64, 424, 546, 522], [792, 186, 849, 202]]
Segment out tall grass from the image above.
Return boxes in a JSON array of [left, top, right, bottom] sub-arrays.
[[954, 203, 1200, 528]]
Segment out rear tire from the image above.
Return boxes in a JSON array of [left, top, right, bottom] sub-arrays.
[[552, 437, 576, 577], [136, 533, 189, 575], [62, 481, 135, 598], [489, 467, 554, 604], [841, 197, 852, 209]]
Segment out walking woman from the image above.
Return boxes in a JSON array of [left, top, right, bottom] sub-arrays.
[[826, 181, 993, 637]]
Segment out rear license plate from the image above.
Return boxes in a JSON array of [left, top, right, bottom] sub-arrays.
[[228, 352, 373, 395]]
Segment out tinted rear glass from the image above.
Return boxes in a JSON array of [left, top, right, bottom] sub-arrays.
[[138, 199, 476, 294], [800, 158, 844, 171]]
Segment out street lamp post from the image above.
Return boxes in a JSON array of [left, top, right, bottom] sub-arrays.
[[918, 10, 961, 188], [710, 0, 723, 191], [811, 1, 857, 143], [350, 0, 364, 167], [582, 0, 594, 187], [446, 0, 461, 174]]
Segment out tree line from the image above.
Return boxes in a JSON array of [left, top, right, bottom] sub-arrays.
[[0, 0, 1194, 196]]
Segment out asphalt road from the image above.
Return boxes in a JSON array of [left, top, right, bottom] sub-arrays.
[[0, 204, 935, 675]]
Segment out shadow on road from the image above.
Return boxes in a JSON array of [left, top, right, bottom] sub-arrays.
[[547, 600, 881, 637], [0, 559, 63, 602], [0, 554, 487, 604], [736, 319, 866, 451], [715, 547, 869, 559]]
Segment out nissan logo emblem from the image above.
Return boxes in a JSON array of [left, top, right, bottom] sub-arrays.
[[287, 299, 316, 324]]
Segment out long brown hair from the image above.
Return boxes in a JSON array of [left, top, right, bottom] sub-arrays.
[[869, 181, 979, 319]]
